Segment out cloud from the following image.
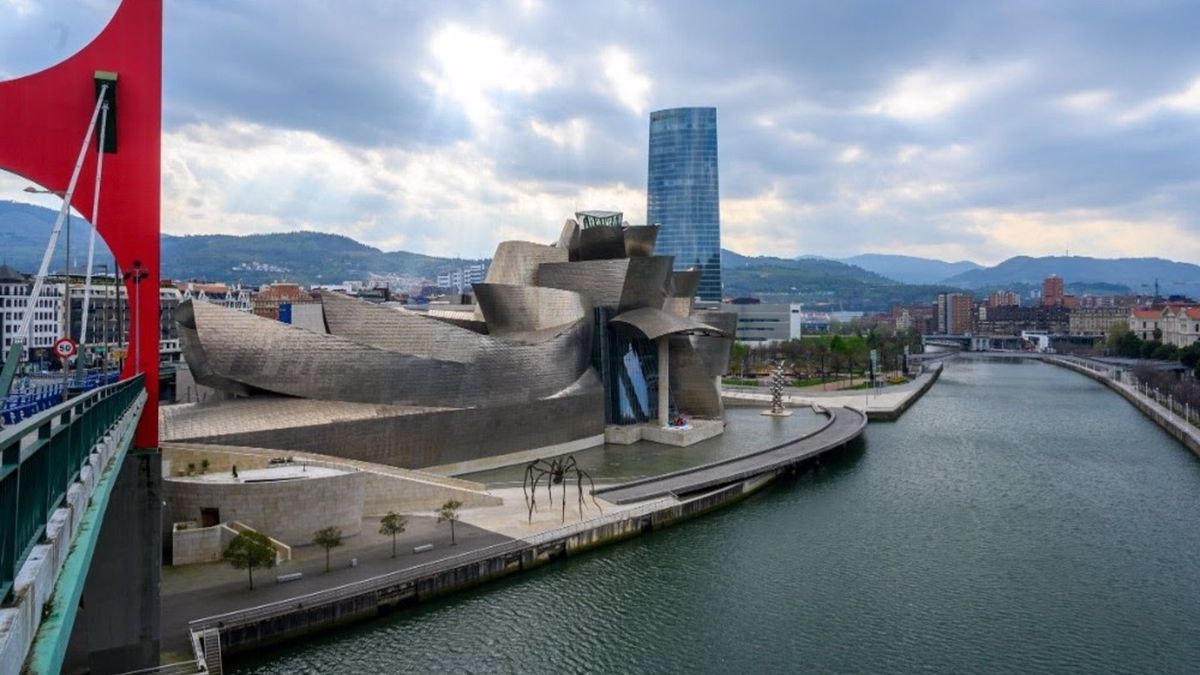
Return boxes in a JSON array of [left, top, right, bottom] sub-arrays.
[[601, 46, 652, 115], [867, 64, 1025, 121], [1120, 76, 1200, 124], [421, 23, 559, 132], [5, 1, 1200, 267], [161, 121, 643, 257]]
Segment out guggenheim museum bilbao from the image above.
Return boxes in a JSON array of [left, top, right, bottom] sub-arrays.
[[164, 211, 735, 472]]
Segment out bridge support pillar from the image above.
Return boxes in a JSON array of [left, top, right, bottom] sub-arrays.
[[66, 451, 162, 673]]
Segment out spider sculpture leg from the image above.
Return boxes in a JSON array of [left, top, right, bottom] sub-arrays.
[[563, 457, 585, 519], [579, 463, 602, 515], [523, 464, 536, 523], [561, 473, 568, 523], [546, 461, 557, 510]]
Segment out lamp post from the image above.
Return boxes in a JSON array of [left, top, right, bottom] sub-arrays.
[[123, 260, 148, 375]]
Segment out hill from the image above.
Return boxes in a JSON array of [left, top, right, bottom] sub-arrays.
[[0, 200, 109, 273], [943, 255, 1200, 296], [840, 253, 982, 284], [0, 201, 479, 284], [721, 249, 955, 311]]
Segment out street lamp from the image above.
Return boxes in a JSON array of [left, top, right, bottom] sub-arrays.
[[123, 260, 148, 375]]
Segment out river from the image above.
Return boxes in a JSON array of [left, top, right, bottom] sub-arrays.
[[232, 357, 1200, 674]]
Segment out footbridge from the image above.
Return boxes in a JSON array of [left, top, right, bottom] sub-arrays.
[[595, 405, 867, 504], [0, 378, 152, 675], [922, 334, 1029, 352]]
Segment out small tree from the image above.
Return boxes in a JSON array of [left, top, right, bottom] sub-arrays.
[[222, 531, 276, 590], [200, 458, 210, 474], [436, 500, 462, 545], [313, 526, 344, 573], [379, 512, 407, 558]]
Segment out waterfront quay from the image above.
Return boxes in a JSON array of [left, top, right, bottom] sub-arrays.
[[169, 404, 868, 667], [722, 362, 943, 420]]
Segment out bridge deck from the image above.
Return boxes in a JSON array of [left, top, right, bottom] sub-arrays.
[[594, 406, 867, 505]]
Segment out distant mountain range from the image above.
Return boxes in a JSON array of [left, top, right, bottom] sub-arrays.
[[0, 201, 483, 284], [3, 199, 1198, 305], [839, 253, 982, 285], [941, 255, 1200, 296]]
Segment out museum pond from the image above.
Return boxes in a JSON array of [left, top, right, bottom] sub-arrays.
[[231, 358, 1200, 673]]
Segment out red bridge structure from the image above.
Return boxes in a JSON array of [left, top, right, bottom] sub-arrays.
[[0, 0, 161, 447], [0, 2, 164, 672]]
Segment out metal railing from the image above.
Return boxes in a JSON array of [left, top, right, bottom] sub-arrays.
[[0, 375, 144, 602]]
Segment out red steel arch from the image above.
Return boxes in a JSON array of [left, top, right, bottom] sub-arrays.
[[0, 0, 162, 446]]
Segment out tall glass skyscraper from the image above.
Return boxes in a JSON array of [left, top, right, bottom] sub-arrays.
[[647, 107, 721, 301]]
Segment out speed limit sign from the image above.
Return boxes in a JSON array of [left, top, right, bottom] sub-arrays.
[[52, 337, 78, 360]]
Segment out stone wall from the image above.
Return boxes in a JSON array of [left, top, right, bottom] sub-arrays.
[[162, 444, 501, 515], [163, 470, 364, 546], [169, 388, 605, 470], [171, 522, 237, 565]]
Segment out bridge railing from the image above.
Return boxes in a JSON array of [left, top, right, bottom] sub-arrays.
[[0, 375, 145, 602]]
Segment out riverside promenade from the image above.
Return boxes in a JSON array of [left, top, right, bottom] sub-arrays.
[[1043, 354, 1200, 458], [173, 405, 867, 668], [722, 363, 943, 420]]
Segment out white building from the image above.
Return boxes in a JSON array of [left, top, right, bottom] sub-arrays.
[[437, 263, 487, 292], [1161, 305, 1200, 348], [1129, 308, 1163, 342], [178, 282, 252, 312], [0, 265, 64, 363], [726, 303, 804, 344]]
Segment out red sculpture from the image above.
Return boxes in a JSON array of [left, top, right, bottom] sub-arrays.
[[0, 0, 162, 447]]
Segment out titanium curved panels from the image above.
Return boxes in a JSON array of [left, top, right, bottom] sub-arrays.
[[578, 225, 627, 261], [178, 299, 593, 408], [320, 291, 487, 362], [664, 269, 702, 317], [555, 219, 581, 261], [669, 334, 731, 418], [623, 225, 659, 257], [484, 241, 568, 286], [608, 306, 723, 341], [536, 256, 673, 312], [422, 309, 489, 334], [692, 309, 737, 338], [473, 283, 590, 337]]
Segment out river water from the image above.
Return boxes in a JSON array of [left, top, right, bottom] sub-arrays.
[[232, 358, 1200, 674]]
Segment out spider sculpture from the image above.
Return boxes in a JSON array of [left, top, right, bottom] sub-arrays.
[[522, 455, 602, 523]]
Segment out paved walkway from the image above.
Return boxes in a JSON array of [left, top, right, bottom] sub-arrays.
[[722, 365, 940, 417], [159, 515, 512, 657], [595, 406, 867, 504]]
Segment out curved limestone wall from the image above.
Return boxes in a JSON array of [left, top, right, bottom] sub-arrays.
[[163, 469, 364, 546]]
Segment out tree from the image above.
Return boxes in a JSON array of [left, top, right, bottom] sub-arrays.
[[222, 531, 276, 590], [730, 342, 749, 378], [436, 500, 463, 545], [1153, 326, 1163, 342], [1180, 342, 1200, 369], [1152, 343, 1179, 361], [379, 512, 407, 559], [313, 526, 344, 573]]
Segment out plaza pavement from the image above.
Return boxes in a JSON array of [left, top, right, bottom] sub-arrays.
[[722, 366, 938, 416]]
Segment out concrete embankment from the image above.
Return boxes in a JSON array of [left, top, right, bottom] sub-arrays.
[[1044, 356, 1200, 459], [193, 474, 781, 656]]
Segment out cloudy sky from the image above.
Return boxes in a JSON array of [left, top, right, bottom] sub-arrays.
[[1, 0, 1199, 264]]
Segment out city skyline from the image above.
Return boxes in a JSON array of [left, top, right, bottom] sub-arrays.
[[2, 1, 1200, 265]]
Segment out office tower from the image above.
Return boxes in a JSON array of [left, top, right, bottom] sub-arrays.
[[647, 107, 721, 301]]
